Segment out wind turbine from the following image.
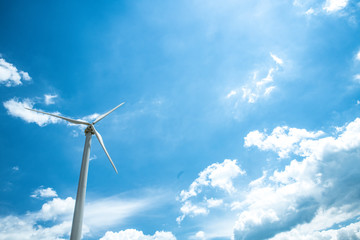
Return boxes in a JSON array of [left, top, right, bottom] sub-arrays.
[[25, 103, 124, 240]]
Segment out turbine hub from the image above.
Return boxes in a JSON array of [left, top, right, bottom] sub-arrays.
[[84, 125, 95, 135]]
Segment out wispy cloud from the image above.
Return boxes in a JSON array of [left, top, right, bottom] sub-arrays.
[[270, 53, 284, 66], [0, 58, 31, 87], [44, 94, 58, 105], [226, 90, 237, 99], [226, 52, 283, 104], [0, 189, 171, 239], [12, 166, 19, 171], [305, 7, 315, 15]]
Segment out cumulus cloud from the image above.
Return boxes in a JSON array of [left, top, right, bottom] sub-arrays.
[[0, 196, 74, 240], [176, 201, 209, 223], [0, 58, 31, 87], [175, 118, 360, 239], [3, 98, 62, 126], [0, 215, 72, 240], [44, 94, 58, 105], [271, 207, 360, 239], [244, 126, 324, 158], [31, 187, 58, 198], [177, 159, 245, 223], [323, 0, 348, 12], [179, 159, 245, 202], [233, 117, 360, 239], [100, 229, 176, 240]]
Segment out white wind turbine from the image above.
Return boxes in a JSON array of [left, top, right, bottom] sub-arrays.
[[25, 103, 124, 240]]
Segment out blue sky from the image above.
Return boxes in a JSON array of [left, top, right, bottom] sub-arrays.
[[1, 0, 360, 239]]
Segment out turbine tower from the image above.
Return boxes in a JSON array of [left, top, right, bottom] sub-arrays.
[[25, 103, 124, 240]]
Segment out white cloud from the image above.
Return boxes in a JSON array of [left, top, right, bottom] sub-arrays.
[[242, 86, 258, 103], [44, 94, 58, 105], [20, 71, 31, 81], [0, 190, 168, 239], [82, 113, 100, 123], [323, 0, 348, 12], [271, 206, 360, 239], [190, 231, 206, 240], [270, 53, 283, 66], [12, 166, 19, 171], [241, 53, 283, 104], [177, 159, 245, 223], [0, 215, 71, 240], [3, 98, 62, 126], [249, 171, 267, 188], [206, 198, 223, 208], [176, 118, 360, 239], [354, 74, 360, 83], [356, 51, 360, 61], [84, 195, 161, 231], [179, 159, 245, 202], [226, 90, 237, 98], [264, 86, 276, 96], [226, 53, 284, 105], [36, 197, 75, 221], [176, 201, 209, 223], [3, 97, 100, 129], [234, 117, 360, 239], [0, 58, 31, 87], [0, 197, 74, 240], [305, 8, 315, 15], [31, 187, 58, 199], [244, 126, 324, 158], [256, 68, 274, 87], [100, 229, 176, 240]]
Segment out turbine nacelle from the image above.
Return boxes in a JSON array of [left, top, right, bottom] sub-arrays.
[[25, 102, 124, 174]]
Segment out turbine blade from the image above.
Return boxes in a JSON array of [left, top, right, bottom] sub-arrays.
[[92, 102, 125, 125], [93, 126, 118, 174], [24, 107, 90, 125]]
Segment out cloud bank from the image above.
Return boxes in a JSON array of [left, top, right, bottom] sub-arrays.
[[178, 117, 360, 239], [0, 189, 171, 240]]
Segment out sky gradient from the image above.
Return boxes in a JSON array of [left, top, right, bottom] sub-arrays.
[[1, 0, 360, 239]]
